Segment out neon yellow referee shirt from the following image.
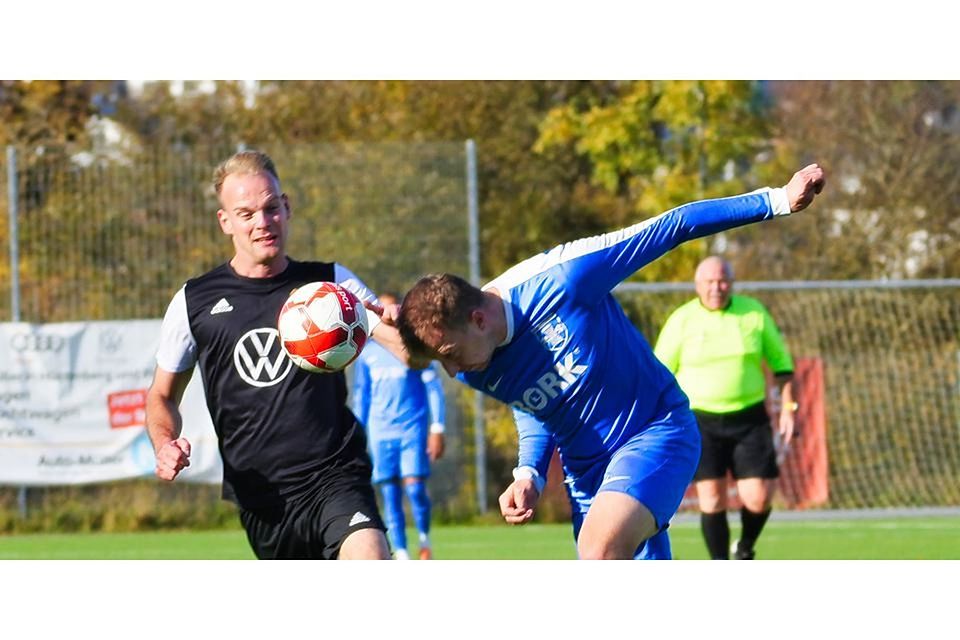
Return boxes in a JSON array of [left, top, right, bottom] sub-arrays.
[[654, 295, 794, 414]]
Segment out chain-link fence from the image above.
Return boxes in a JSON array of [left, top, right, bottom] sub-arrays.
[[616, 281, 960, 510]]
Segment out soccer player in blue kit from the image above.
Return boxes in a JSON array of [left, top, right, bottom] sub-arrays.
[[395, 164, 825, 559], [353, 293, 447, 560]]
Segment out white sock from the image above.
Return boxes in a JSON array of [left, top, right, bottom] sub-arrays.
[[393, 549, 410, 560], [418, 532, 430, 548]]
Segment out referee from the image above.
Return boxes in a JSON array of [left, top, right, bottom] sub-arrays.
[[654, 256, 796, 560]]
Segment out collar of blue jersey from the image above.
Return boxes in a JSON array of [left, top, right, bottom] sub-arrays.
[[495, 289, 514, 346]]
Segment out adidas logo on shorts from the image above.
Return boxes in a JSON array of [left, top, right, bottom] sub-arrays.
[[349, 512, 371, 527]]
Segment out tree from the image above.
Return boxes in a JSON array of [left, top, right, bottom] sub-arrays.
[[112, 81, 250, 148], [534, 80, 775, 282], [732, 80, 960, 280], [0, 80, 106, 148], [244, 81, 639, 277]]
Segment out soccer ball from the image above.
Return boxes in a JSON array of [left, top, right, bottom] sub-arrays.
[[277, 281, 369, 373]]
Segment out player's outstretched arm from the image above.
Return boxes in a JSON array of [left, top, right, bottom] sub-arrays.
[[145, 366, 193, 482], [553, 163, 827, 304]]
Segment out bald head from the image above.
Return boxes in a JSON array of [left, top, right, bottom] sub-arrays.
[[694, 256, 734, 310]]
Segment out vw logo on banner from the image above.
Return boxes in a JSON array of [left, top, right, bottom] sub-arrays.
[[233, 328, 293, 387]]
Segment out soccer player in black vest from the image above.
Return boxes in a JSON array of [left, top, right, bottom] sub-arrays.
[[146, 150, 414, 559]]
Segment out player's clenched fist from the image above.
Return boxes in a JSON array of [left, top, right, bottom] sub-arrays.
[[498, 479, 539, 525], [155, 437, 192, 481], [786, 163, 826, 213]]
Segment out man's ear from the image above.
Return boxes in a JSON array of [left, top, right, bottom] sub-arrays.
[[282, 193, 292, 218], [471, 308, 486, 330], [216, 209, 231, 235]]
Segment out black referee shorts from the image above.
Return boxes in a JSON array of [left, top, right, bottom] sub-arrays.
[[238, 458, 386, 560], [693, 401, 779, 482]]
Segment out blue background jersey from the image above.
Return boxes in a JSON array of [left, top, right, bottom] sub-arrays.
[[457, 189, 787, 481], [352, 340, 445, 442]]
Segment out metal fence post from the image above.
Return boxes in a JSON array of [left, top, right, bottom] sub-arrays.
[[465, 139, 486, 514], [7, 145, 27, 519]]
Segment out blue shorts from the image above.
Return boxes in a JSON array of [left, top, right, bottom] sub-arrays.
[[370, 429, 430, 483], [564, 405, 701, 559]]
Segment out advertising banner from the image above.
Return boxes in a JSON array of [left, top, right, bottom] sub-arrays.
[[0, 321, 222, 485]]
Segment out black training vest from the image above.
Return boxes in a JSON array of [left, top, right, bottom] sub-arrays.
[[183, 259, 363, 508]]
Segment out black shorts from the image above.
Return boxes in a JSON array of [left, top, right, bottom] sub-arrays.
[[693, 402, 779, 482], [238, 459, 386, 560]]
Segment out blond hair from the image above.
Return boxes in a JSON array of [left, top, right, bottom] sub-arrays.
[[213, 150, 280, 196]]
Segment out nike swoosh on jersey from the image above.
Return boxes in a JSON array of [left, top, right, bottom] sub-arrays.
[[487, 377, 503, 392]]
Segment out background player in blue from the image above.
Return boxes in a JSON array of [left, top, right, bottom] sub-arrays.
[[353, 292, 447, 560], [396, 164, 826, 559]]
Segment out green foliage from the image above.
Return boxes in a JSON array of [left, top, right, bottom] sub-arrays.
[[536, 80, 775, 282], [0, 482, 238, 534], [0, 80, 107, 148], [735, 80, 960, 280], [108, 81, 652, 278]]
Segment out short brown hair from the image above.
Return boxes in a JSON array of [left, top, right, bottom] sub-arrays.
[[213, 150, 280, 197], [397, 273, 485, 358]]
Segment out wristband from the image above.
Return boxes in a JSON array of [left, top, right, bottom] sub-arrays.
[[512, 466, 545, 494], [768, 186, 792, 216], [364, 307, 382, 334]]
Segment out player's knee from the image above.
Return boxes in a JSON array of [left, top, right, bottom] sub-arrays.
[[405, 479, 429, 501], [738, 479, 775, 511], [696, 481, 726, 512], [339, 528, 391, 560], [741, 495, 773, 513]]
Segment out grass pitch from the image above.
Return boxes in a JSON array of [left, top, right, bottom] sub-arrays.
[[1, 517, 957, 559]]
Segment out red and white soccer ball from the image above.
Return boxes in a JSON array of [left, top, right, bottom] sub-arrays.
[[277, 281, 369, 373]]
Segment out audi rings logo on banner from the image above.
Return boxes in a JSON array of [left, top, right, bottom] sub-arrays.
[[9, 333, 66, 353], [233, 327, 293, 387]]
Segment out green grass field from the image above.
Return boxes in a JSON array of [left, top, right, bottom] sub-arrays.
[[1, 517, 958, 559]]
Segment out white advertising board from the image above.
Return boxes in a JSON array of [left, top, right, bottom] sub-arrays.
[[0, 321, 222, 485]]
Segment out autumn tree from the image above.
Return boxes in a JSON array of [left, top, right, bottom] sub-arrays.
[[733, 80, 960, 280], [534, 80, 775, 282]]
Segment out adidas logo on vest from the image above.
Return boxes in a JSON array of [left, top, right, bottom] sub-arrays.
[[210, 298, 234, 315]]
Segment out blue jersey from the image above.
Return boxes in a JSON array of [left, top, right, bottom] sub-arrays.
[[457, 188, 789, 480], [352, 340, 445, 441]]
